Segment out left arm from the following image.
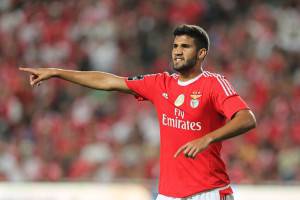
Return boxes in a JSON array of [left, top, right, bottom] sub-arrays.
[[174, 109, 256, 158]]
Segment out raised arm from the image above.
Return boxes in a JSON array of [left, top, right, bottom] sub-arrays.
[[19, 67, 132, 93]]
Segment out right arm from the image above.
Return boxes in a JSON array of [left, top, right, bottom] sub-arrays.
[[19, 67, 132, 93]]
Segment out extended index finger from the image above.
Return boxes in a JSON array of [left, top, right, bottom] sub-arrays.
[[174, 144, 187, 158], [19, 67, 36, 74]]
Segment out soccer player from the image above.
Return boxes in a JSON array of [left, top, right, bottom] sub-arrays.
[[20, 24, 256, 200]]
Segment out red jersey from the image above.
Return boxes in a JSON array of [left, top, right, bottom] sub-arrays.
[[125, 70, 249, 197]]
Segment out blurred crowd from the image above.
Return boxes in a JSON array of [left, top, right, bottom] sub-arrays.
[[0, 0, 300, 184]]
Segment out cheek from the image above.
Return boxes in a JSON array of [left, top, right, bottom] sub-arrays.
[[171, 50, 175, 57], [185, 51, 197, 59]]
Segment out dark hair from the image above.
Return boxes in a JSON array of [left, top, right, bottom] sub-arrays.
[[173, 24, 210, 51]]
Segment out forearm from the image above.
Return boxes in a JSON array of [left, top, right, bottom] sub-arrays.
[[53, 68, 126, 91], [206, 109, 256, 144]]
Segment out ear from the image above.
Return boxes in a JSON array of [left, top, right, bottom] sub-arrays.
[[197, 48, 207, 60]]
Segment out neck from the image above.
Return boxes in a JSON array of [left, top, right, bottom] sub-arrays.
[[178, 64, 203, 82]]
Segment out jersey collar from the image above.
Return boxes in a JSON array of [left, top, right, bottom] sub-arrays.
[[177, 73, 203, 86]]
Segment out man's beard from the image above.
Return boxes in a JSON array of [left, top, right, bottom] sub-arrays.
[[173, 56, 197, 73]]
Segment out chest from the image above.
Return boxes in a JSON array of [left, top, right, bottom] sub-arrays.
[[154, 82, 212, 121]]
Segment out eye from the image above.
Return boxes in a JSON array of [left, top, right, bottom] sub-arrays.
[[181, 44, 191, 48]]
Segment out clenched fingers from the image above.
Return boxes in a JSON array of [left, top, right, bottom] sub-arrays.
[[186, 146, 198, 158], [30, 74, 37, 85], [192, 149, 201, 157], [29, 74, 42, 86]]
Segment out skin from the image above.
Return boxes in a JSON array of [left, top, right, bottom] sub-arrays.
[[19, 34, 256, 159], [172, 35, 207, 81]]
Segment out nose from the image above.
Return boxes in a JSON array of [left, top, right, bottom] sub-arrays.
[[173, 47, 183, 55]]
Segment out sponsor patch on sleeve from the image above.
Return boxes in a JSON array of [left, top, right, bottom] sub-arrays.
[[128, 75, 144, 80]]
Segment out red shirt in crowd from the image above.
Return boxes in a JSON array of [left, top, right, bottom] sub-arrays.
[[125, 70, 249, 197]]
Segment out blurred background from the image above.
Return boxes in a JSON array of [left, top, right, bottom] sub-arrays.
[[0, 0, 300, 199]]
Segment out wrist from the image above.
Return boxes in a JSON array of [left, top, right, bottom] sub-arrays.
[[204, 134, 216, 144]]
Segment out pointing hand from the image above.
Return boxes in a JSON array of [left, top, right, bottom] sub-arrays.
[[19, 67, 56, 87]]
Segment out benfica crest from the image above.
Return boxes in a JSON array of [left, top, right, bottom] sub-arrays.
[[190, 91, 202, 108]]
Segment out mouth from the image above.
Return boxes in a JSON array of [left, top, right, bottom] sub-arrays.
[[174, 58, 184, 62]]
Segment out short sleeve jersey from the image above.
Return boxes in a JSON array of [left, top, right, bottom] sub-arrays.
[[125, 70, 249, 198]]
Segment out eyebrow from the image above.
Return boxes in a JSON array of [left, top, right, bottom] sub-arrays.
[[173, 43, 192, 47]]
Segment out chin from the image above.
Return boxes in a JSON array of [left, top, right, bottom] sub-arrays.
[[173, 64, 191, 73], [173, 62, 185, 69], [173, 65, 183, 72]]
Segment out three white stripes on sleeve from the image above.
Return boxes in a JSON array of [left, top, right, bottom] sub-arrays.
[[203, 71, 236, 96]]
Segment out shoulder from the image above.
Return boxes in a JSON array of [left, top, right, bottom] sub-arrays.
[[146, 71, 179, 81], [128, 72, 166, 80], [201, 70, 233, 90], [202, 70, 226, 80], [201, 70, 230, 85], [202, 70, 237, 96], [128, 72, 177, 85]]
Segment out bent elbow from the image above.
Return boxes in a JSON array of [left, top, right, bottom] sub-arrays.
[[249, 118, 257, 130], [236, 109, 257, 131], [247, 110, 257, 130]]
